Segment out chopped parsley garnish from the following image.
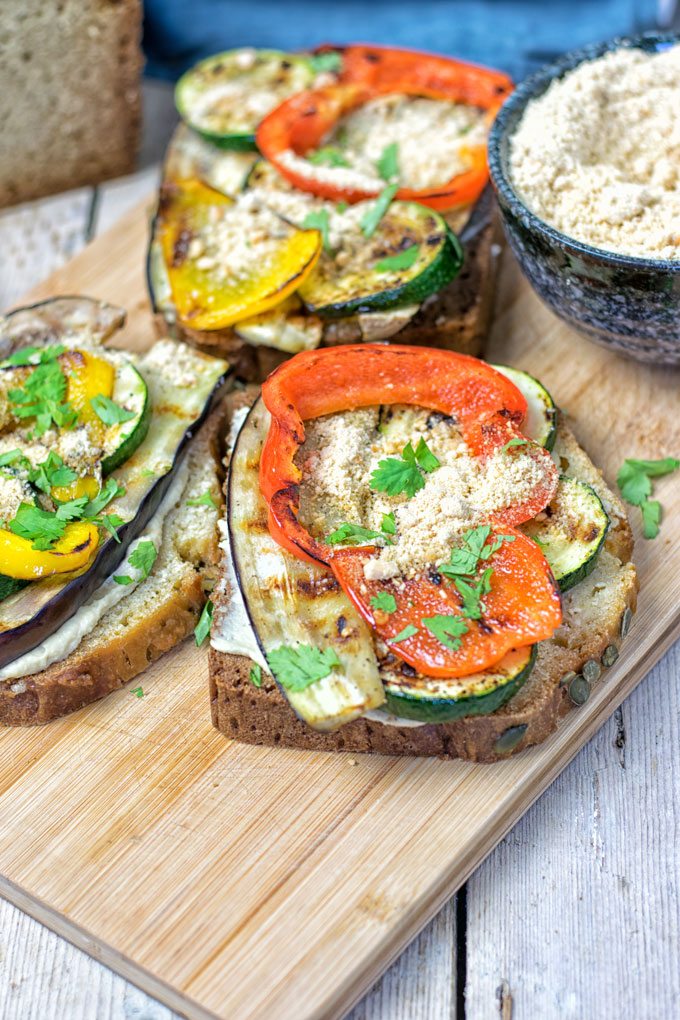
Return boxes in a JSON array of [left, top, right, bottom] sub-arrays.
[[374, 245, 419, 273], [54, 496, 89, 521], [8, 354, 77, 436], [130, 686, 145, 699], [249, 664, 263, 687], [360, 182, 398, 238], [113, 539, 157, 586], [376, 141, 399, 182], [326, 522, 391, 546], [0, 449, 30, 470], [370, 437, 440, 497], [8, 503, 67, 550], [336, 200, 349, 213], [5, 344, 64, 367], [309, 50, 343, 74], [617, 456, 679, 539], [90, 394, 136, 426], [194, 599, 214, 646], [95, 513, 126, 543], [391, 624, 419, 643], [301, 208, 332, 252], [500, 436, 528, 453], [422, 613, 469, 651], [439, 524, 514, 579], [83, 478, 125, 517], [370, 591, 397, 614], [381, 511, 396, 535], [454, 567, 493, 620], [186, 490, 218, 509], [308, 146, 349, 168], [28, 451, 77, 494], [266, 644, 341, 691]]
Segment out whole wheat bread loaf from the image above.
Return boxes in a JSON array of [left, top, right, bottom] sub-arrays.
[[209, 402, 638, 762], [0, 395, 236, 726], [0, 0, 142, 207]]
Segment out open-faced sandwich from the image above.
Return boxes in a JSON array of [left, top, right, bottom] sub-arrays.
[[209, 345, 638, 761], [0, 297, 231, 725], [148, 45, 513, 380]]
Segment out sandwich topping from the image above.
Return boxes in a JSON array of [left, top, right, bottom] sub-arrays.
[[259, 345, 561, 680]]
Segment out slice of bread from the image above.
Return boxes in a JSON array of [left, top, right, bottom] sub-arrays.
[[209, 406, 638, 762], [0, 1, 141, 207], [0, 395, 237, 726]]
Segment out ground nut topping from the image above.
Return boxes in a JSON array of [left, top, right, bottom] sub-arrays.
[[510, 45, 680, 260]]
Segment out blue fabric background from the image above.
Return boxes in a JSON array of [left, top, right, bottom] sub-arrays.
[[143, 0, 659, 81]]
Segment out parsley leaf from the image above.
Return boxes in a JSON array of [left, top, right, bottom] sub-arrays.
[[301, 208, 332, 252], [55, 496, 89, 521], [422, 613, 469, 650], [83, 478, 125, 517], [249, 664, 263, 687], [411, 437, 440, 473], [8, 503, 66, 550], [370, 438, 439, 498], [381, 511, 396, 535], [130, 686, 145, 698], [194, 599, 214, 646], [336, 200, 348, 213], [28, 451, 77, 494], [376, 141, 399, 181], [8, 357, 77, 436], [500, 437, 528, 453], [95, 513, 126, 542], [391, 624, 419, 643], [327, 522, 389, 546], [113, 539, 157, 586], [439, 525, 514, 578], [640, 499, 661, 540], [454, 567, 493, 620], [374, 245, 419, 273], [309, 51, 342, 74], [308, 145, 349, 168], [370, 591, 397, 614], [0, 449, 30, 470], [90, 394, 136, 426], [266, 644, 341, 691], [186, 490, 218, 509], [617, 456, 679, 540], [360, 182, 398, 238], [6, 344, 64, 367], [370, 455, 424, 497]]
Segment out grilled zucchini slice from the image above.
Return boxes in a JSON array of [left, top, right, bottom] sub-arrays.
[[175, 49, 315, 150], [492, 364, 557, 450]]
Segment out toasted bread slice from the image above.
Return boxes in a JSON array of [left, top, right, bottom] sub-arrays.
[[208, 403, 638, 762], [0, 396, 239, 726]]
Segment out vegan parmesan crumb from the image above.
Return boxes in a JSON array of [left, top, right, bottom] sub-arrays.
[[510, 45, 680, 260]]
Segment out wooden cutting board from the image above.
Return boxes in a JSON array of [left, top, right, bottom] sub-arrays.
[[0, 201, 678, 1020]]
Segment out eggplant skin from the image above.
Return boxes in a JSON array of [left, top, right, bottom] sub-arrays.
[[0, 298, 231, 670], [0, 296, 126, 358]]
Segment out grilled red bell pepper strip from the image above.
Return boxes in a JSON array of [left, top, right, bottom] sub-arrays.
[[256, 49, 513, 211], [331, 531, 560, 678], [258, 345, 561, 677]]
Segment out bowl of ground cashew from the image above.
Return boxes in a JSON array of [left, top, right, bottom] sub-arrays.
[[488, 33, 680, 365]]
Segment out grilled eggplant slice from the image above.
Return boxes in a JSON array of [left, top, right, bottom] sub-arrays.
[[226, 397, 385, 730], [0, 298, 230, 669]]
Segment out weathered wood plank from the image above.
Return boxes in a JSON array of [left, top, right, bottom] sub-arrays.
[[0, 188, 93, 310], [465, 643, 680, 1020]]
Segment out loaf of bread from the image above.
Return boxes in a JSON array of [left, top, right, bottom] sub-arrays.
[[0, 0, 142, 207]]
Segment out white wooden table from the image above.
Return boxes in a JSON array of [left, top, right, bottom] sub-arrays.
[[0, 82, 678, 1020]]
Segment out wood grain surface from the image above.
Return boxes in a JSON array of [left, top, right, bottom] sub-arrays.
[[0, 191, 678, 1020]]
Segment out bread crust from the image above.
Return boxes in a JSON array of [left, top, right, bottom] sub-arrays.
[[209, 415, 639, 762]]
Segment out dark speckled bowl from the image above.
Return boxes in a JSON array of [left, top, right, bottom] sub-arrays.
[[488, 33, 680, 366]]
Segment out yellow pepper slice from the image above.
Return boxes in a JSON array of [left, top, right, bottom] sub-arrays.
[[0, 521, 99, 580], [51, 475, 101, 504], [158, 178, 321, 331], [62, 349, 116, 442]]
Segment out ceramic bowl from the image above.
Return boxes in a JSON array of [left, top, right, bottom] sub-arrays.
[[487, 32, 680, 365]]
